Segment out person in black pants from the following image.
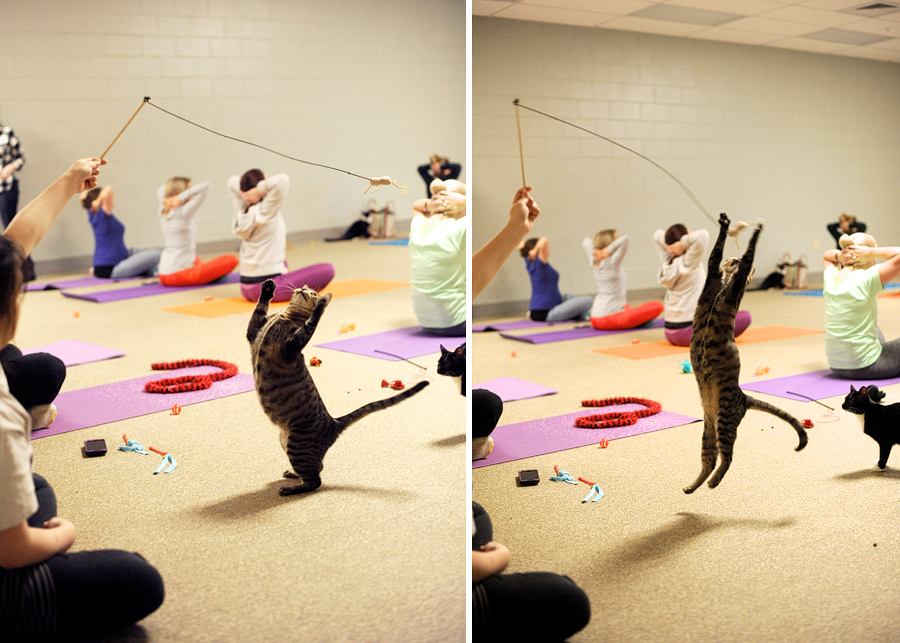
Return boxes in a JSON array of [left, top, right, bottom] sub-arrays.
[[0, 344, 66, 428], [417, 154, 461, 198], [472, 501, 591, 642], [473, 388, 502, 460]]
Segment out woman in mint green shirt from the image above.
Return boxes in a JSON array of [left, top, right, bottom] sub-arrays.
[[823, 232, 900, 379]]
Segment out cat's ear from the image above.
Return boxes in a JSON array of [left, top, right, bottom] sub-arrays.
[[860, 386, 867, 396], [439, 345, 449, 355], [849, 385, 857, 394], [319, 292, 332, 306]]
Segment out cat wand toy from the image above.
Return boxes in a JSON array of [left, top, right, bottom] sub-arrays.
[[100, 96, 150, 159], [513, 99, 527, 189]]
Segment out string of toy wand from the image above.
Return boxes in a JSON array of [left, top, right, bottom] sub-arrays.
[[513, 99, 717, 226], [786, 391, 833, 410], [373, 350, 427, 370]]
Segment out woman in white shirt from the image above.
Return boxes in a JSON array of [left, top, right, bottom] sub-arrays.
[[158, 176, 238, 286]]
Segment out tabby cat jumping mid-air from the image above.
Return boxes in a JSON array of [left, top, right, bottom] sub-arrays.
[[248, 279, 428, 495], [684, 213, 808, 493]]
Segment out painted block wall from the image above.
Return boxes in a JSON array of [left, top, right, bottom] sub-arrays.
[[0, 0, 465, 265], [473, 16, 900, 314]]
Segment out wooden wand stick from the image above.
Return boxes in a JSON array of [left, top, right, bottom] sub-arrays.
[[100, 96, 151, 159], [513, 98, 527, 189]]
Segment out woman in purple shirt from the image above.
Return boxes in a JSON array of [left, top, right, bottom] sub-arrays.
[[520, 237, 592, 322], [81, 186, 159, 278]]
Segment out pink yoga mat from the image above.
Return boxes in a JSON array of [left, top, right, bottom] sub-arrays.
[[33, 367, 255, 439], [473, 378, 558, 403], [472, 406, 699, 468], [500, 317, 665, 344], [741, 369, 900, 402], [60, 273, 241, 303], [22, 340, 124, 366], [315, 326, 459, 361]]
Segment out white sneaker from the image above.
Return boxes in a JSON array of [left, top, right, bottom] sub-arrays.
[[472, 436, 493, 461], [30, 404, 57, 429]]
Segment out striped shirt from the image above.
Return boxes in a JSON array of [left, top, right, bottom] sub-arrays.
[[0, 126, 24, 193]]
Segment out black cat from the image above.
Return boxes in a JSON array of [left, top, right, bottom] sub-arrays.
[[842, 384, 900, 471], [437, 343, 465, 396]]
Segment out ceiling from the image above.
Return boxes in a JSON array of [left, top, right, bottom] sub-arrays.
[[472, 0, 900, 63]]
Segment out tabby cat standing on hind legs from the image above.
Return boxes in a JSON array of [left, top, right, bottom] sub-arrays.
[[684, 213, 808, 494], [842, 385, 900, 471], [248, 279, 429, 495]]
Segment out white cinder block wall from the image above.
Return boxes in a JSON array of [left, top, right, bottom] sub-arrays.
[[0, 0, 465, 270], [473, 17, 900, 318]]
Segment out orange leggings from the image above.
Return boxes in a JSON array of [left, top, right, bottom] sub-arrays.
[[158, 255, 239, 287], [590, 301, 664, 331]]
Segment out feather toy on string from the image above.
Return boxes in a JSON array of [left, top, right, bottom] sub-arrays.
[[99, 97, 407, 194]]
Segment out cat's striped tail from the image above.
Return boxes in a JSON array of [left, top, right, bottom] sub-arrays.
[[746, 394, 808, 451], [336, 380, 430, 428]]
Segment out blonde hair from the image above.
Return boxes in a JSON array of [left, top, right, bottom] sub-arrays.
[[593, 229, 616, 250], [839, 232, 877, 269], [162, 176, 191, 216], [165, 176, 190, 197], [429, 178, 466, 196]]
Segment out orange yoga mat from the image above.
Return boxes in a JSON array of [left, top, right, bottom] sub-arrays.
[[593, 325, 824, 360], [162, 279, 410, 318]]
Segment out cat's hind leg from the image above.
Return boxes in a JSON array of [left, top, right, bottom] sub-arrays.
[[279, 470, 322, 495], [684, 414, 718, 493], [876, 443, 892, 471], [707, 412, 741, 489]]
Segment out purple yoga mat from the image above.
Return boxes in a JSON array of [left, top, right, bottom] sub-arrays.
[[22, 340, 124, 366], [473, 378, 558, 403], [315, 326, 457, 361], [473, 319, 550, 332], [60, 273, 241, 302], [32, 367, 255, 439], [473, 405, 699, 468], [500, 317, 665, 344], [741, 369, 900, 402], [25, 275, 144, 291]]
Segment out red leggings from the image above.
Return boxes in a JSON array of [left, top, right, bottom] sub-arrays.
[[590, 301, 663, 331], [159, 255, 238, 287]]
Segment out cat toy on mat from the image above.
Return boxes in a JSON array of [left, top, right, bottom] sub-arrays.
[[99, 97, 406, 194], [575, 397, 662, 429], [143, 359, 238, 393], [119, 435, 177, 474]]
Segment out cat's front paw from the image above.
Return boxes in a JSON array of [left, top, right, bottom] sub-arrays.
[[873, 464, 887, 473], [719, 212, 730, 226], [260, 279, 276, 301]]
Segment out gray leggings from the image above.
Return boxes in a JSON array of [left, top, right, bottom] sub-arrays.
[[831, 333, 900, 380], [110, 248, 161, 279]]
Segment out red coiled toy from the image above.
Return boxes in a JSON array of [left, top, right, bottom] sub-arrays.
[[144, 359, 239, 394], [575, 397, 662, 429]]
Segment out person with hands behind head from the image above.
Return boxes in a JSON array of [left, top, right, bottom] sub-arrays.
[[823, 232, 900, 379], [827, 213, 867, 250], [228, 168, 334, 303], [0, 158, 164, 642], [520, 235, 592, 322], [408, 178, 467, 337], [653, 223, 752, 346], [82, 184, 160, 279], [157, 176, 238, 287]]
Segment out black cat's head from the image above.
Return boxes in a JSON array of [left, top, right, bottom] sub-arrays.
[[842, 385, 884, 415], [284, 286, 330, 323], [436, 343, 465, 377]]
